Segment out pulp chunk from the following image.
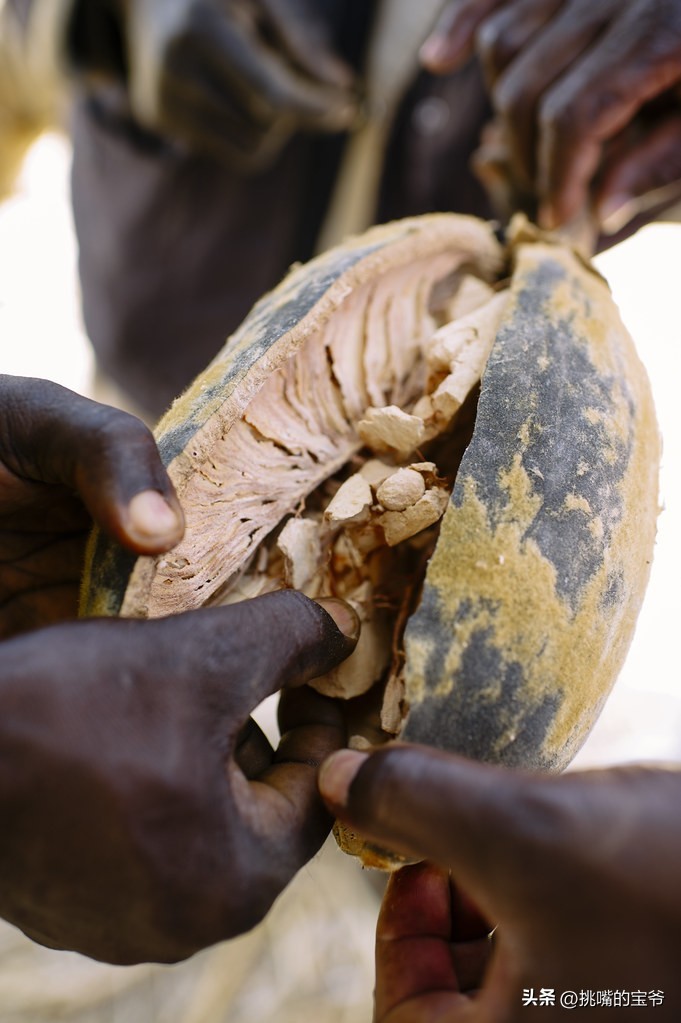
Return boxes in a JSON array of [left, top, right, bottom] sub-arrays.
[[379, 489, 449, 546], [312, 604, 393, 699], [443, 274, 496, 321], [358, 406, 426, 458], [324, 474, 373, 525], [426, 290, 509, 385], [359, 459, 395, 488], [380, 674, 406, 735], [376, 468, 426, 511], [276, 518, 322, 592]]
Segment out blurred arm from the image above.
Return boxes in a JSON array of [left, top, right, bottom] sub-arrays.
[[0, 0, 71, 198]]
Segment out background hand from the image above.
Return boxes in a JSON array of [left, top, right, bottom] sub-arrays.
[[0, 590, 357, 963], [69, 0, 358, 169], [421, 0, 681, 236], [320, 745, 681, 1020], [0, 375, 183, 639], [375, 861, 492, 1022]]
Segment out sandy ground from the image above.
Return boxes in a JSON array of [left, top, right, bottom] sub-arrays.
[[0, 134, 679, 1023]]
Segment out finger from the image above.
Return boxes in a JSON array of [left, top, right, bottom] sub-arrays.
[[160, 75, 284, 168], [490, 0, 615, 187], [259, 0, 356, 90], [376, 863, 464, 1021], [0, 528, 85, 637], [470, 118, 539, 222], [179, 14, 356, 132], [0, 376, 183, 553], [265, 687, 345, 837], [325, 749, 681, 931], [449, 881, 493, 943], [420, 0, 505, 75], [235, 717, 274, 779], [277, 683, 347, 737], [273, 685, 347, 802], [318, 744, 575, 924], [151, 591, 358, 731], [537, 7, 681, 227], [227, 684, 347, 896], [596, 112, 681, 235], [476, 0, 564, 86], [0, 582, 80, 640]]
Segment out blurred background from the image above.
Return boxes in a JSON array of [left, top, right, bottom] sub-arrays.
[[0, 133, 679, 1023]]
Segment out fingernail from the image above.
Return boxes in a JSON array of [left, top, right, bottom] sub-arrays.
[[128, 490, 182, 543], [315, 597, 361, 641], [318, 749, 368, 807], [419, 36, 449, 69], [598, 193, 634, 235]]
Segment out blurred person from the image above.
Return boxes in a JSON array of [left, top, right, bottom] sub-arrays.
[[1, 0, 496, 418], [0, 373, 359, 965]]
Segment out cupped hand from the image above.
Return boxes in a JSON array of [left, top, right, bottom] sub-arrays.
[[0, 589, 358, 963], [0, 375, 183, 639], [320, 745, 681, 1020], [69, 0, 358, 168], [421, 0, 681, 235]]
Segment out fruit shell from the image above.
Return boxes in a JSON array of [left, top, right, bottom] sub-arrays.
[[401, 239, 659, 770], [80, 215, 659, 780]]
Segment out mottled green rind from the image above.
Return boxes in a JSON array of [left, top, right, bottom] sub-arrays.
[[402, 243, 659, 771]]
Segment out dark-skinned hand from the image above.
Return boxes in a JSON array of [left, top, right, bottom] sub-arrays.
[[67, 0, 358, 169], [421, 0, 681, 237], [0, 374, 184, 639], [0, 592, 357, 964], [320, 745, 681, 1021], [0, 375, 359, 963]]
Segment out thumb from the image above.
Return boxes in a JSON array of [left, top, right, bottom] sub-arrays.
[[145, 590, 360, 729], [420, 0, 503, 74], [0, 376, 183, 553], [319, 744, 559, 916]]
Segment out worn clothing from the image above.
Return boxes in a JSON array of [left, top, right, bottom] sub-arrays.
[[1, 0, 493, 417]]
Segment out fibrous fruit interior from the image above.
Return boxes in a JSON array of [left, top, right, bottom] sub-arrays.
[[139, 253, 509, 744]]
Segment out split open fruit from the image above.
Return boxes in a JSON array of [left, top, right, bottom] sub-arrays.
[[82, 214, 659, 865]]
